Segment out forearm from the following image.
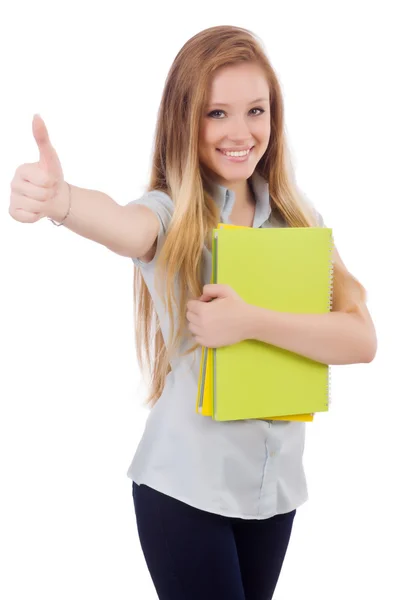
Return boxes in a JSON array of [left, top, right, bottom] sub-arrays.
[[47, 182, 127, 251], [243, 305, 376, 365]]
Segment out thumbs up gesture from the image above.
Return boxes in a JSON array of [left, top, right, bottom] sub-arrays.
[[9, 115, 69, 223]]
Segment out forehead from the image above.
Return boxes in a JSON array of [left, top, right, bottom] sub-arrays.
[[207, 63, 270, 105]]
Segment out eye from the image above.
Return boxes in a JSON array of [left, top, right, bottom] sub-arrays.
[[207, 108, 266, 119], [208, 110, 225, 119], [250, 107, 265, 116]]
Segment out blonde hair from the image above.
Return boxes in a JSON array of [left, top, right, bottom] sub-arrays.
[[133, 25, 367, 407]]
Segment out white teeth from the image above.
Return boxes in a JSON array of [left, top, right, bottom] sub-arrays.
[[223, 149, 250, 157]]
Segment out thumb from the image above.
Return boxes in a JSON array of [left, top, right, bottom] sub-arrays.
[[201, 284, 231, 301], [32, 114, 63, 180]]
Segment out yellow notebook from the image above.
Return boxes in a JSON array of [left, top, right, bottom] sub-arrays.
[[196, 223, 333, 422]]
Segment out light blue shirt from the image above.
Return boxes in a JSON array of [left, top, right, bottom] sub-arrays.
[[126, 170, 324, 519]]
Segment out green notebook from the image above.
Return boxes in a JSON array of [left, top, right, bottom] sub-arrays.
[[212, 226, 333, 421]]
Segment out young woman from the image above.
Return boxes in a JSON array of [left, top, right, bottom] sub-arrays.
[[10, 25, 377, 600]]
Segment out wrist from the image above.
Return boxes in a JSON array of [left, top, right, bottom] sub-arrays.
[[47, 180, 71, 223], [241, 302, 261, 341]]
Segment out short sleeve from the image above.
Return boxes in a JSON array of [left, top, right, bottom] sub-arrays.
[[315, 209, 326, 227], [127, 190, 174, 268]]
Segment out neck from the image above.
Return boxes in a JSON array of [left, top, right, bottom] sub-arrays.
[[225, 178, 255, 210], [200, 166, 256, 210]]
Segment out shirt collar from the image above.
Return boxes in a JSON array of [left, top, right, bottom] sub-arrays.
[[204, 169, 272, 228]]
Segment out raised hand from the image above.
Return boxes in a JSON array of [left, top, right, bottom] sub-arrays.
[[9, 114, 69, 224]]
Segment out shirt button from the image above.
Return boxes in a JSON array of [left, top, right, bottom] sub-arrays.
[[270, 451, 276, 457]]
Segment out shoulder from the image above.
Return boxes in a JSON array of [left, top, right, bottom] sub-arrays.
[[127, 190, 174, 269], [299, 193, 326, 227], [268, 195, 325, 228], [128, 189, 174, 215], [127, 189, 175, 236]]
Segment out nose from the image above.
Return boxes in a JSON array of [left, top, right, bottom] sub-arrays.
[[226, 115, 252, 143]]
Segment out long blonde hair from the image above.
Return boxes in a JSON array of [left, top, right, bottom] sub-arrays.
[[133, 25, 367, 407]]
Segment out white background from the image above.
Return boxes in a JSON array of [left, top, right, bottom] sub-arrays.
[[1, 1, 395, 598]]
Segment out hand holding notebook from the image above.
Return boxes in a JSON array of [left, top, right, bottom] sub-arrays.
[[187, 283, 250, 348]]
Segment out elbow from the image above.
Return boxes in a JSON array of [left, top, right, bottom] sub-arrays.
[[361, 335, 378, 363], [349, 310, 377, 364]]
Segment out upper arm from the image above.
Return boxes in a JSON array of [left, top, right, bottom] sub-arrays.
[[311, 205, 375, 344], [331, 244, 377, 357], [121, 203, 160, 262], [121, 191, 174, 266]]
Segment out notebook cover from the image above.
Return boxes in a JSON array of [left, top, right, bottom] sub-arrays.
[[195, 224, 331, 422], [211, 226, 333, 421], [195, 225, 323, 421]]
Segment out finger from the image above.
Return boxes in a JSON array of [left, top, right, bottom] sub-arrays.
[[32, 114, 63, 178], [186, 310, 200, 324], [12, 178, 54, 202], [9, 205, 43, 223], [202, 283, 229, 298], [10, 191, 48, 216], [199, 294, 214, 302], [186, 300, 201, 314], [187, 322, 200, 335], [16, 163, 56, 188]]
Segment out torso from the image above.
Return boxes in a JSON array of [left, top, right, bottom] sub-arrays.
[[126, 180, 308, 520]]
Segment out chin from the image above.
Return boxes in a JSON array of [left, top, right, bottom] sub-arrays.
[[216, 163, 257, 181]]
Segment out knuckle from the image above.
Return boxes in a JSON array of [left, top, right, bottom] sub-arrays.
[[16, 163, 30, 180], [39, 170, 55, 188], [44, 176, 55, 188], [43, 188, 53, 201]]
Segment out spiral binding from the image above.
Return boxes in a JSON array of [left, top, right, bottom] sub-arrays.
[[326, 232, 335, 409]]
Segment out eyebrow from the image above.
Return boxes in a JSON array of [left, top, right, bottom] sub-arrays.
[[206, 97, 270, 108]]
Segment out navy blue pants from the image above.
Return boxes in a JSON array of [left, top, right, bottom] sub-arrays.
[[132, 482, 296, 600]]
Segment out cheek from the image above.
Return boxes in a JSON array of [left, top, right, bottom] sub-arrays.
[[251, 121, 268, 140], [257, 118, 271, 143], [199, 129, 219, 167], [200, 121, 221, 149]]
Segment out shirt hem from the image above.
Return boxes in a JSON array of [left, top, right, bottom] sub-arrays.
[[128, 473, 308, 520]]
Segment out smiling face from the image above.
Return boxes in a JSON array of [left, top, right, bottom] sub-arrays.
[[199, 62, 271, 187]]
